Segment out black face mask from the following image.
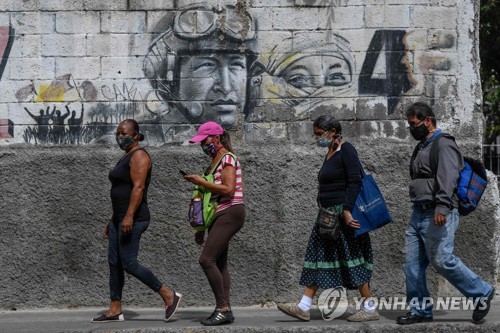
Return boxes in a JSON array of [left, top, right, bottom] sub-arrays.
[[116, 136, 135, 150], [410, 123, 430, 141]]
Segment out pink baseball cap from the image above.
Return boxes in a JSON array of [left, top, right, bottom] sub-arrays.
[[189, 121, 224, 143]]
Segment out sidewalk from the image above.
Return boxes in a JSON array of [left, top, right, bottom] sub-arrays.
[[1, 299, 500, 333]]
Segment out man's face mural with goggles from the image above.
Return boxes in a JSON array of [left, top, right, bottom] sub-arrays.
[[144, 4, 260, 128]]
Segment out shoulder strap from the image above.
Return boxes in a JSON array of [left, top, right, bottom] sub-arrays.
[[209, 152, 237, 175], [429, 133, 455, 177], [338, 142, 365, 177], [409, 133, 454, 179], [409, 144, 420, 179]]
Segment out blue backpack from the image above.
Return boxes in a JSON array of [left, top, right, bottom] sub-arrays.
[[410, 133, 488, 216]]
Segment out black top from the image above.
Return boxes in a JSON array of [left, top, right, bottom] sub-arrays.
[[318, 141, 362, 211], [109, 148, 151, 223]]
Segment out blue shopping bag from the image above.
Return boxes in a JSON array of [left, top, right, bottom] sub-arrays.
[[352, 173, 393, 237]]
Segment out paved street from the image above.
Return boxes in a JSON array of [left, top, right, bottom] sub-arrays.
[[1, 298, 500, 333]]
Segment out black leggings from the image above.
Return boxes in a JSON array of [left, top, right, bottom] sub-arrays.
[[198, 204, 245, 308]]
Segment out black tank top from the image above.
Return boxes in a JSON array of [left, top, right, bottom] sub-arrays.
[[109, 148, 151, 223]]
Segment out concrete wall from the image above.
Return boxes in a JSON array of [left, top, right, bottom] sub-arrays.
[[0, 0, 499, 309]]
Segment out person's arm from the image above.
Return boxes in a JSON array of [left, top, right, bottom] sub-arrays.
[[104, 213, 113, 239], [434, 138, 462, 225], [64, 105, 71, 119], [122, 150, 150, 234], [24, 107, 36, 119], [340, 142, 363, 228], [184, 156, 237, 197]]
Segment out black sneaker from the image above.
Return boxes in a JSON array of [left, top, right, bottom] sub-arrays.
[[91, 313, 124, 323], [164, 291, 183, 322], [201, 310, 234, 326], [473, 288, 495, 323], [396, 312, 433, 325]]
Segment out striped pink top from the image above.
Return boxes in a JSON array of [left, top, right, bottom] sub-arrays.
[[213, 154, 244, 213]]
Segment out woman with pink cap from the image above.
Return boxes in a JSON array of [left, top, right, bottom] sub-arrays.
[[183, 121, 245, 326]]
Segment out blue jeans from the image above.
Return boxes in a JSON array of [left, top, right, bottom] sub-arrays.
[[403, 207, 493, 317], [108, 220, 163, 300]]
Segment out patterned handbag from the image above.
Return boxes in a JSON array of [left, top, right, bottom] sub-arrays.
[[316, 207, 341, 240]]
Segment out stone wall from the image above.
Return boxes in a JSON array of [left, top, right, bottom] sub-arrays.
[[0, 0, 498, 309]]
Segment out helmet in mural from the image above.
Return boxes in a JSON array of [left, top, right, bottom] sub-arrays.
[[143, 4, 260, 125]]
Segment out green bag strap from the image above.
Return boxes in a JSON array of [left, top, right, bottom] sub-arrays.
[[208, 152, 237, 175], [192, 152, 237, 199]]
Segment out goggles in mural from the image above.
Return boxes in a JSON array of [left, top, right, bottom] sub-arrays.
[[173, 4, 256, 41], [143, 4, 258, 107]]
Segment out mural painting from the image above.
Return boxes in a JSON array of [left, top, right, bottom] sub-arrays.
[[143, 4, 259, 128], [21, 80, 142, 144], [0, 25, 14, 139], [359, 30, 412, 114], [0, 26, 14, 81], [254, 31, 357, 122], [1, 3, 432, 145]]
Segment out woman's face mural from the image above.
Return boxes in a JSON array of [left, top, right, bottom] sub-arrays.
[[280, 55, 352, 94], [252, 32, 357, 120]]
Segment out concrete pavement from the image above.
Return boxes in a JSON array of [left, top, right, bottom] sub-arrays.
[[1, 298, 500, 333]]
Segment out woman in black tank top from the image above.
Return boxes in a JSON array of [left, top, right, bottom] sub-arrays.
[[92, 119, 182, 323]]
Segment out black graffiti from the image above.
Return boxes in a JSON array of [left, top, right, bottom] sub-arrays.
[[0, 25, 14, 81], [101, 82, 139, 102], [24, 106, 55, 142], [23, 104, 88, 144], [359, 30, 412, 114], [87, 102, 138, 124], [23, 98, 140, 145], [1, 26, 15, 138], [52, 107, 70, 143], [67, 104, 84, 143]]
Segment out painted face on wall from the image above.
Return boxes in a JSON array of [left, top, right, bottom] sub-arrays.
[[177, 53, 248, 127], [279, 55, 352, 94]]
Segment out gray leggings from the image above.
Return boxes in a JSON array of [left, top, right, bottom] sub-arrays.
[[198, 205, 245, 308]]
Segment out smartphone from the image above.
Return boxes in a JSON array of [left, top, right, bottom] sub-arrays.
[[179, 170, 188, 176]]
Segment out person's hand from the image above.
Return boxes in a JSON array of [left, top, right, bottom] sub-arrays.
[[195, 230, 205, 245], [434, 213, 447, 226], [343, 210, 360, 229], [184, 174, 204, 186], [103, 223, 110, 239], [104, 214, 113, 239], [121, 216, 134, 234]]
